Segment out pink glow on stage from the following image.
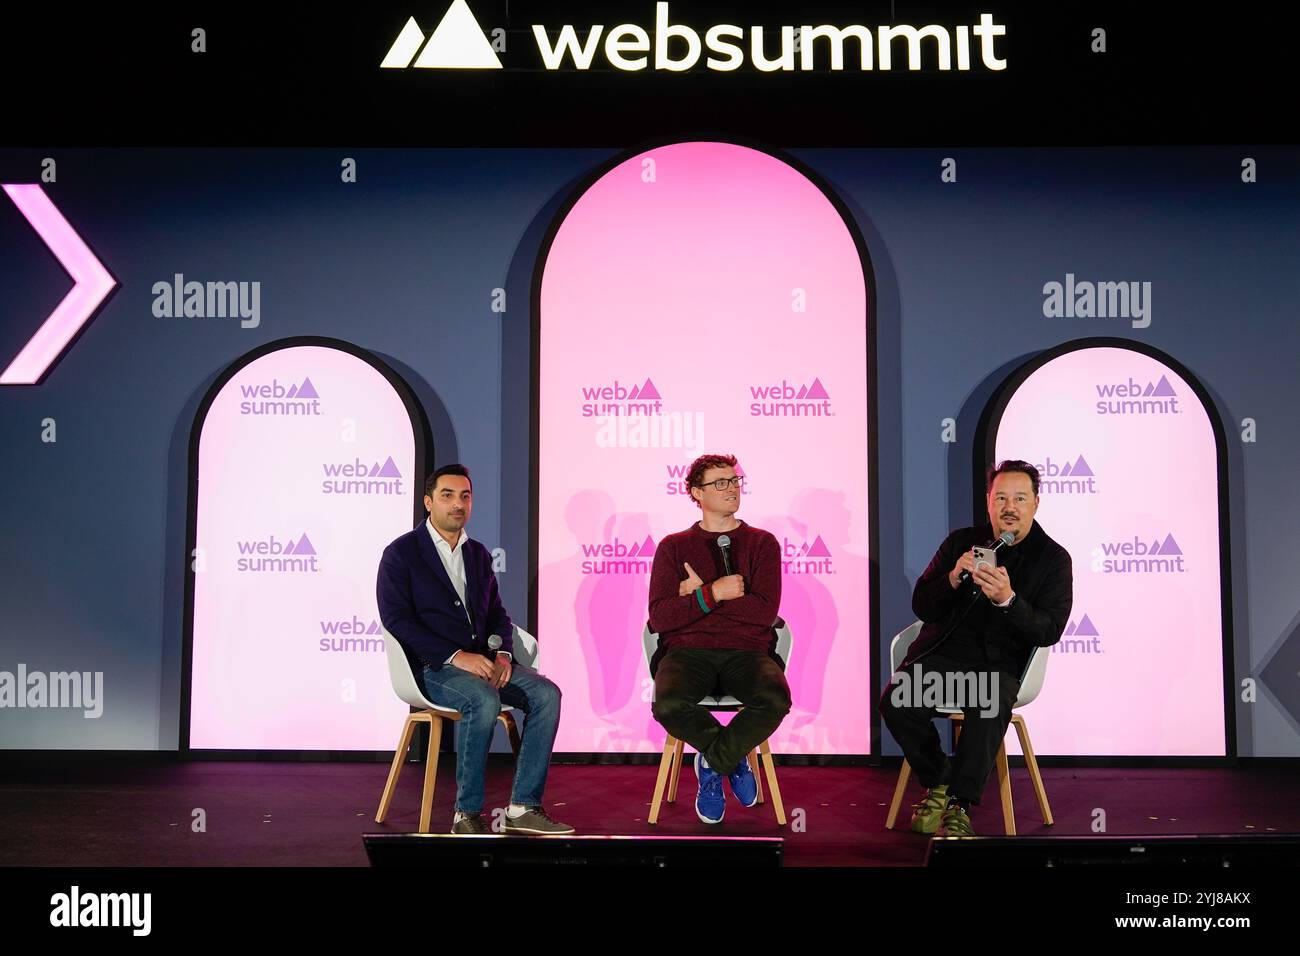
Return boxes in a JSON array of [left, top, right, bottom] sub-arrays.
[[995, 347, 1226, 755], [538, 142, 872, 754], [189, 345, 414, 750], [1, 184, 116, 385]]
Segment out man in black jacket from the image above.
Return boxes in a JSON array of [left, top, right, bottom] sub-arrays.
[[881, 460, 1072, 836], [377, 464, 572, 836]]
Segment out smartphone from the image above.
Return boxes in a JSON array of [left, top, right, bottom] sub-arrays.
[[972, 546, 998, 572]]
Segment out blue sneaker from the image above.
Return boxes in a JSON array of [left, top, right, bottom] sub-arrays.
[[728, 756, 759, 808], [694, 752, 725, 824]]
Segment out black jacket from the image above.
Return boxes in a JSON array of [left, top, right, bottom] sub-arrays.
[[903, 521, 1073, 678], [376, 524, 513, 673]]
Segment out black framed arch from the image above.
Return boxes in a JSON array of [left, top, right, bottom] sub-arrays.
[[528, 136, 880, 757], [180, 336, 432, 757], [976, 337, 1234, 760]]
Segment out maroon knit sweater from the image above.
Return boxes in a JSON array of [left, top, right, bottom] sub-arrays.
[[647, 520, 782, 653]]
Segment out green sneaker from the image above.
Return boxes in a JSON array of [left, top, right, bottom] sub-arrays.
[[908, 784, 949, 834], [936, 804, 975, 837]]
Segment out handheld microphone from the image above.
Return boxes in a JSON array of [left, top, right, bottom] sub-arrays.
[[717, 534, 733, 576], [957, 530, 1015, 585], [487, 634, 502, 652]]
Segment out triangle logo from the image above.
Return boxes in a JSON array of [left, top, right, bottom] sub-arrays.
[[1074, 614, 1099, 636], [638, 535, 657, 557], [639, 378, 661, 400], [297, 377, 319, 399], [1159, 533, 1182, 556], [1151, 374, 1176, 397], [295, 534, 317, 556], [806, 377, 830, 400], [377, 456, 402, 478], [1072, 455, 1094, 477], [806, 535, 831, 557], [412, 1, 503, 69]]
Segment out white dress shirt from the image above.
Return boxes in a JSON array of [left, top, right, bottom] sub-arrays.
[[425, 519, 510, 663]]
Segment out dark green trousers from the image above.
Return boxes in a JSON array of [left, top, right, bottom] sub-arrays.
[[651, 647, 792, 774]]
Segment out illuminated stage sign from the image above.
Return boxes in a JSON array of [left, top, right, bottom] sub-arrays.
[[187, 341, 421, 751], [988, 343, 1229, 756], [383, 2, 1007, 73], [537, 141, 873, 755]]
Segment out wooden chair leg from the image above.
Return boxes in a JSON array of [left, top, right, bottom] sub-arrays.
[[499, 711, 521, 757], [375, 715, 419, 823], [748, 748, 765, 804], [995, 739, 1015, 836], [419, 716, 444, 834], [667, 737, 686, 803], [1013, 714, 1054, 826], [648, 735, 677, 825], [758, 739, 786, 826], [885, 758, 913, 829]]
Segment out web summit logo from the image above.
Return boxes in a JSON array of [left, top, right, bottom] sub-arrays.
[[582, 377, 662, 417], [749, 378, 833, 417], [381, 3, 1008, 73], [1093, 534, 1186, 574], [239, 377, 322, 416], [322, 456, 404, 495], [1035, 455, 1097, 494], [664, 462, 750, 497], [1053, 613, 1102, 654], [236, 533, 319, 573], [580, 536, 656, 575], [1094, 374, 1180, 416], [319, 616, 386, 653], [779, 534, 835, 574]]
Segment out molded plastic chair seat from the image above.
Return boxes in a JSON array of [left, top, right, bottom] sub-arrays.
[[643, 620, 792, 826], [883, 620, 1053, 835], [375, 625, 538, 833]]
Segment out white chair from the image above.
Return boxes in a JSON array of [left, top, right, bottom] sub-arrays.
[[375, 625, 538, 833], [884, 620, 1054, 835], [644, 619, 792, 826]]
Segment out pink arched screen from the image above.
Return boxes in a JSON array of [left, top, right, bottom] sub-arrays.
[[537, 142, 872, 754], [993, 346, 1227, 755]]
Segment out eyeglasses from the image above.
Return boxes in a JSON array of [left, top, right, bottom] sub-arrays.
[[697, 476, 746, 491]]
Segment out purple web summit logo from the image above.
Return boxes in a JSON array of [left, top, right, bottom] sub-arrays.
[[1035, 455, 1098, 494], [581, 377, 663, 417], [322, 456, 404, 495], [778, 534, 835, 575], [1053, 613, 1103, 654], [235, 533, 320, 573], [319, 615, 386, 652], [749, 377, 833, 417], [579, 535, 656, 576], [663, 461, 751, 497], [238, 376, 323, 416], [1094, 374, 1181, 416], [1093, 533, 1186, 574]]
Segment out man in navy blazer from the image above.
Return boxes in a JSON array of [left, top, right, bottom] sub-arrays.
[[377, 463, 572, 835]]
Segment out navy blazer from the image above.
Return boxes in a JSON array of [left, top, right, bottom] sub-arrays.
[[376, 523, 513, 672]]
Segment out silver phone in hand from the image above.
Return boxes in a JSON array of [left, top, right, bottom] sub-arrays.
[[972, 546, 998, 572]]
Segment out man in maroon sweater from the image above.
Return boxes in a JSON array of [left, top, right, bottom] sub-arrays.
[[648, 454, 790, 824]]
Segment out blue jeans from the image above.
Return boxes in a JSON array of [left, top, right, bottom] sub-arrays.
[[418, 660, 562, 814]]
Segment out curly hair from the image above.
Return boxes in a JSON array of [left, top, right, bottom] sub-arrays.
[[685, 453, 739, 508]]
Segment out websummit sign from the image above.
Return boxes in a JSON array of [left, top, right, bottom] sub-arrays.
[[382, 2, 1008, 73]]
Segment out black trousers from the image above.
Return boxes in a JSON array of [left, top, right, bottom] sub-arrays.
[[879, 651, 1020, 806], [651, 647, 792, 775]]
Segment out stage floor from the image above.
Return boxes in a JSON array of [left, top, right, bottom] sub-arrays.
[[2, 759, 1297, 866]]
